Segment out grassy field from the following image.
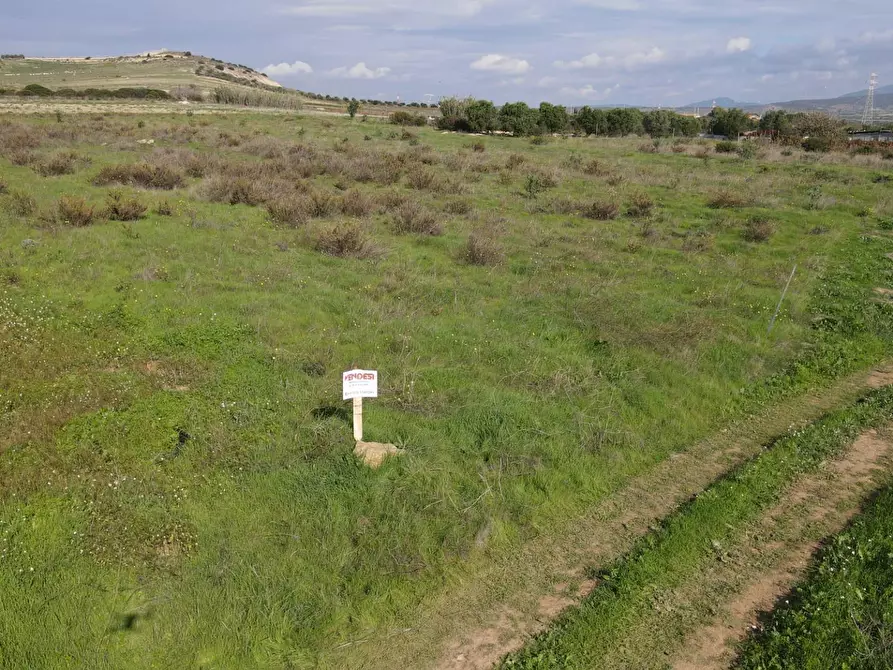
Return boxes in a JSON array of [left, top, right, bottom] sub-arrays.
[[0, 109, 892, 669]]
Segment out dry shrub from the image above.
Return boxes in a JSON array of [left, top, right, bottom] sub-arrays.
[[35, 151, 79, 177], [201, 175, 267, 206], [0, 122, 41, 154], [47, 195, 96, 227], [464, 230, 503, 266], [154, 200, 174, 216], [266, 197, 309, 227], [707, 190, 752, 209], [0, 179, 6, 195], [240, 135, 287, 159], [151, 149, 214, 178], [407, 169, 438, 191], [638, 142, 659, 154], [583, 159, 610, 176], [103, 191, 147, 221], [470, 142, 486, 153], [339, 189, 375, 217], [377, 189, 408, 213], [345, 154, 402, 185], [443, 198, 473, 216], [583, 200, 620, 220], [393, 201, 442, 235], [496, 171, 514, 187], [4, 189, 37, 217], [94, 163, 184, 190], [682, 230, 714, 252], [8, 150, 35, 166], [314, 221, 376, 258], [506, 153, 527, 170], [743, 216, 774, 242], [627, 192, 656, 218], [532, 169, 560, 189], [533, 197, 580, 215], [305, 189, 337, 218], [672, 144, 688, 154], [606, 174, 625, 187]]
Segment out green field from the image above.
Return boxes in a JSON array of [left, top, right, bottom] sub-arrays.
[[1, 109, 892, 669]]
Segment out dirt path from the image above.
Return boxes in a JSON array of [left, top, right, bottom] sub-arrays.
[[325, 366, 892, 669], [670, 425, 893, 670]]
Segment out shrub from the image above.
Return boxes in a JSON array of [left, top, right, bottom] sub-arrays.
[[201, 176, 266, 206], [443, 198, 473, 215], [505, 153, 527, 170], [707, 190, 751, 209], [377, 189, 408, 213], [803, 136, 831, 153], [464, 230, 503, 266], [583, 200, 620, 220], [743, 215, 774, 242], [103, 191, 147, 221], [407, 169, 438, 191], [715, 140, 737, 153], [35, 151, 77, 176], [305, 190, 337, 218], [8, 150, 35, 166], [583, 159, 609, 176], [49, 195, 96, 227], [4, 189, 37, 216], [154, 200, 174, 216], [266, 197, 309, 227], [627, 193, 655, 218], [339, 189, 375, 217], [314, 221, 375, 258], [736, 141, 759, 160], [389, 111, 427, 127], [392, 201, 442, 235], [470, 141, 486, 153], [0, 178, 6, 195], [94, 163, 184, 189]]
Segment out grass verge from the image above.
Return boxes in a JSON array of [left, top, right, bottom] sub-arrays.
[[500, 386, 893, 669]]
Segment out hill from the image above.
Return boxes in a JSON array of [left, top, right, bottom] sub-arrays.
[[0, 51, 282, 95], [681, 96, 760, 109]]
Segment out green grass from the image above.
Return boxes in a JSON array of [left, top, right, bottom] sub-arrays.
[[0, 111, 892, 668], [736, 482, 893, 669], [500, 387, 893, 669]]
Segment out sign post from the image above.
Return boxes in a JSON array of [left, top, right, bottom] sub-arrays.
[[343, 370, 378, 442]]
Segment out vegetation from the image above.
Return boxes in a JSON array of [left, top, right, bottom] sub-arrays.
[[210, 86, 303, 110], [0, 109, 891, 669]]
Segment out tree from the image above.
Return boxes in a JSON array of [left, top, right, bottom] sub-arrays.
[[573, 106, 607, 135], [538, 102, 569, 133], [708, 107, 753, 138], [347, 99, 360, 119], [642, 110, 674, 138], [669, 114, 701, 137], [605, 108, 644, 136], [498, 102, 540, 136], [465, 99, 499, 133]]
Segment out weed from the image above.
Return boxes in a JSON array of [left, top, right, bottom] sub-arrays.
[[45, 195, 96, 227], [464, 230, 504, 266], [506, 153, 527, 170], [583, 200, 620, 220], [715, 140, 737, 153], [266, 197, 309, 227], [4, 189, 37, 216], [154, 200, 174, 216], [443, 199, 473, 216], [736, 142, 760, 160], [0, 178, 6, 194], [314, 221, 376, 258], [708, 190, 752, 209], [627, 193, 655, 218]]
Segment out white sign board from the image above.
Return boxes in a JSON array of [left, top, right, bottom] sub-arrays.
[[343, 370, 378, 400]]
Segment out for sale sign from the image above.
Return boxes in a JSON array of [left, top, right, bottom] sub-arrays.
[[343, 370, 378, 400]]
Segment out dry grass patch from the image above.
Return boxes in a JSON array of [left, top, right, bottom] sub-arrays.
[[393, 201, 443, 235], [94, 163, 184, 190]]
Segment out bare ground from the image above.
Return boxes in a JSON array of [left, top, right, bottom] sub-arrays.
[[325, 366, 893, 670]]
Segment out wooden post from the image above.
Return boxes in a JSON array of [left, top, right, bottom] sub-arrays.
[[353, 397, 363, 442]]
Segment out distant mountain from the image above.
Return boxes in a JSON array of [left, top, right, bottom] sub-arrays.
[[841, 84, 893, 98], [681, 96, 760, 109]]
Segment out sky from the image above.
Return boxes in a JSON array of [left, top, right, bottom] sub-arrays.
[[3, 1, 892, 106]]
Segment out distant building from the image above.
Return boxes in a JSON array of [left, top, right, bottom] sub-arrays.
[[849, 130, 893, 142]]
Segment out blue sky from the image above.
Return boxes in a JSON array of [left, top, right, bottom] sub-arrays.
[[3, 0, 892, 106]]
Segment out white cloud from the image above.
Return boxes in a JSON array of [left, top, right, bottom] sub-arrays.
[[560, 83, 619, 100], [329, 62, 391, 79], [470, 54, 532, 74], [537, 76, 559, 87], [573, 0, 641, 9], [282, 0, 494, 18], [726, 37, 752, 53], [554, 47, 665, 70], [262, 60, 313, 76]]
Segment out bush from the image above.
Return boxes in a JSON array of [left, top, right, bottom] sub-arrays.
[[0, 178, 6, 195], [443, 199, 473, 215], [392, 201, 442, 235], [103, 191, 147, 221], [743, 215, 775, 242], [49, 195, 96, 227], [154, 200, 174, 216], [389, 111, 427, 127], [627, 193, 655, 218], [94, 163, 184, 189], [583, 159, 610, 177], [707, 190, 752, 209], [266, 197, 309, 227], [35, 151, 77, 177], [802, 136, 831, 153], [736, 141, 760, 160], [314, 221, 375, 258], [583, 200, 620, 220], [4, 189, 37, 216], [339, 189, 375, 217], [715, 140, 737, 153], [464, 230, 503, 266]]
